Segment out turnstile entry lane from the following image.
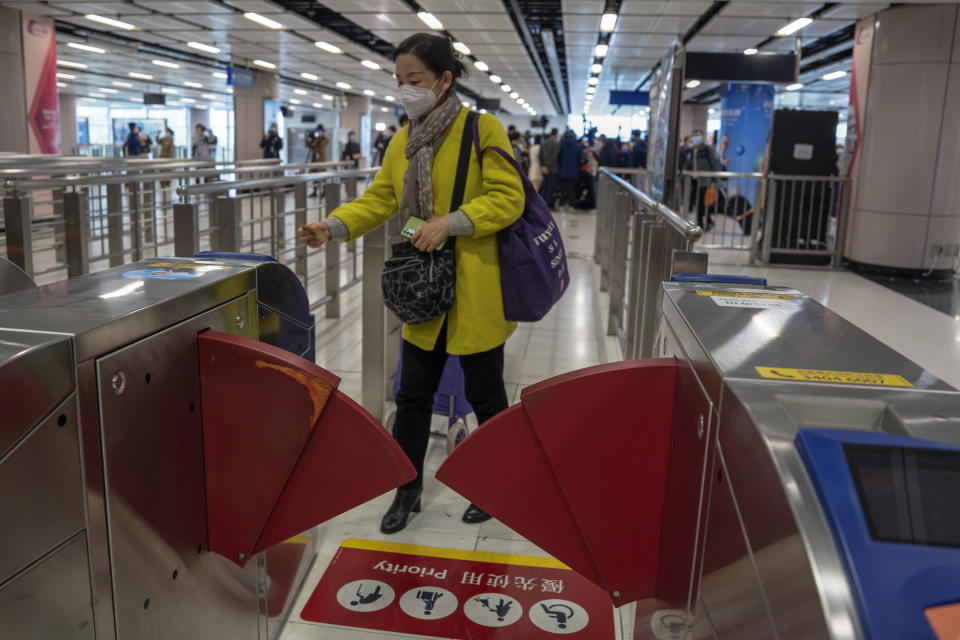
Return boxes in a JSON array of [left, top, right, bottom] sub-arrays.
[[438, 278, 960, 640], [0, 256, 415, 640]]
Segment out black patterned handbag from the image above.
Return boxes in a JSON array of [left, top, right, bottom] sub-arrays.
[[381, 112, 477, 324]]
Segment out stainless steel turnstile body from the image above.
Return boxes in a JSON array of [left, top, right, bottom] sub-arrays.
[[0, 257, 317, 639], [656, 281, 960, 640]]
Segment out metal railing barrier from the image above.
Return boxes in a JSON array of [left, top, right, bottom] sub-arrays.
[[596, 168, 704, 359]]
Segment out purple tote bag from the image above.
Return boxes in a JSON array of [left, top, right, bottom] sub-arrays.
[[471, 116, 569, 322]]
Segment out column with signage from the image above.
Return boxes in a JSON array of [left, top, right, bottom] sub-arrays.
[[0, 8, 60, 154], [232, 66, 279, 162]]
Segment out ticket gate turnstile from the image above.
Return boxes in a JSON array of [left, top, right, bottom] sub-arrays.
[[438, 279, 960, 639], [0, 255, 414, 639]]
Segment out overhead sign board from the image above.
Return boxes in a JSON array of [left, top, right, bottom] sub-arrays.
[[685, 52, 797, 83], [609, 90, 649, 106], [228, 66, 253, 90]]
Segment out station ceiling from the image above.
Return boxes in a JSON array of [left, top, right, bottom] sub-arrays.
[[0, 0, 913, 118]]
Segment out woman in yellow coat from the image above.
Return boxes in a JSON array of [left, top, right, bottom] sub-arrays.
[[298, 33, 524, 534]]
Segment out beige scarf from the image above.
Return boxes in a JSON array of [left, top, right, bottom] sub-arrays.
[[399, 91, 463, 226]]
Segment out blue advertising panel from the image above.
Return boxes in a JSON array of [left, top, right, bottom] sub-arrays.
[[719, 83, 773, 173]]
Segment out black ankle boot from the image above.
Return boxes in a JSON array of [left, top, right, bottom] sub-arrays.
[[380, 487, 422, 534], [462, 503, 492, 524]]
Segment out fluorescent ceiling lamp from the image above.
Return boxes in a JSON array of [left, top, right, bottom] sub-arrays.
[[89, 93, 106, 98], [315, 41, 341, 54], [600, 13, 618, 32], [188, 41, 221, 54], [212, 71, 228, 79], [361, 59, 381, 70], [381, 106, 389, 112], [530, 111, 537, 115], [112, 80, 132, 87], [417, 11, 443, 30], [182, 98, 197, 103], [776, 17, 813, 36], [129, 72, 153, 80], [489, 74, 502, 83], [313, 102, 323, 108], [453, 42, 470, 55], [100, 88, 119, 93], [57, 82, 67, 88], [822, 70, 847, 81], [591, 63, 602, 74], [336, 82, 351, 90], [202, 93, 216, 99], [226, 87, 233, 93], [244, 12, 283, 30], [289, 98, 301, 104], [300, 71, 319, 81], [322, 94, 334, 100], [195, 104, 208, 109], [375, 122, 387, 131], [84, 14, 136, 30], [56, 72, 76, 80], [161, 87, 179, 94], [588, 76, 599, 86], [68, 42, 106, 54], [294, 88, 308, 95], [595, 43, 608, 58], [686, 79, 701, 88], [501, 84, 511, 92], [57, 60, 88, 69], [744, 48, 758, 55], [363, 89, 375, 96], [384, 95, 395, 102], [474, 61, 489, 72], [152, 59, 180, 69], [785, 82, 804, 91], [184, 81, 203, 88], [586, 86, 596, 94], [479, 109, 487, 114], [509, 91, 518, 98], [253, 59, 276, 70], [516, 98, 524, 104]]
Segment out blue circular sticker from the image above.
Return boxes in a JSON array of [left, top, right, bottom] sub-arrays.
[[122, 267, 203, 280]]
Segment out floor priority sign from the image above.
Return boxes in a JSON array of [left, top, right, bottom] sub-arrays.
[[301, 538, 614, 638]]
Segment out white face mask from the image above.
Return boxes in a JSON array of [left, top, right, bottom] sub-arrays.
[[400, 77, 442, 120]]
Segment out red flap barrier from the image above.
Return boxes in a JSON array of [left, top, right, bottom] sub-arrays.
[[436, 359, 679, 605], [199, 331, 415, 566]]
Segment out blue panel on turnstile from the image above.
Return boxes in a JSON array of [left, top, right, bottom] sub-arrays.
[[670, 273, 768, 286], [195, 251, 277, 262], [796, 428, 960, 640]]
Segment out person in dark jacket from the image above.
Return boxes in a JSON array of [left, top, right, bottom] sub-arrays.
[[683, 129, 723, 230], [557, 130, 581, 211], [342, 130, 361, 168], [260, 123, 283, 159], [597, 134, 617, 168], [538, 128, 560, 208]]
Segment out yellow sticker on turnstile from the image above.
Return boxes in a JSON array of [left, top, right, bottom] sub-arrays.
[[696, 290, 796, 301], [755, 367, 913, 387]]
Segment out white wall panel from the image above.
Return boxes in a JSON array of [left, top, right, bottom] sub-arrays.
[[931, 64, 960, 218], [847, 209, 929, 269], [873, 4, 957, 65], [856, 62, 948, 216]]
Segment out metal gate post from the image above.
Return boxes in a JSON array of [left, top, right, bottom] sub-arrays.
[[63, 191, 90, 278], [323, 182, 341, 319], [3, 195, 33, 275], [607, 189, 631, 336], [293, 182, 308, 284], [106, 183, 125, 266], [173, 202, 198, 257], [212, 197, 241, 253]]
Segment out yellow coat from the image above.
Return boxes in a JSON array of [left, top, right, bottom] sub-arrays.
[[329, 107, 524, 355]]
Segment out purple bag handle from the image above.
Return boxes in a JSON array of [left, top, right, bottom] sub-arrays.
[[470, 115, 530, 187]]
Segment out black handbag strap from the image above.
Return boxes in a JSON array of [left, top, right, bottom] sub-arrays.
[[450, 110, 479, 212]]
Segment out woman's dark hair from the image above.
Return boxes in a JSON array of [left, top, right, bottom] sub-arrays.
[[393, 33, 468, 82]]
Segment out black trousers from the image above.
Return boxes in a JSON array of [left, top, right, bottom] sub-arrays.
[[394, 322, 509, 490]]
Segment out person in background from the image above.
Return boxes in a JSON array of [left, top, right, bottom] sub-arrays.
[[509, 131, 524, 164], [157, 127, 175, 159], [581, 136, 599, 209], [191, 124, 209, 160], [261, 123, 283, 159], [123, 123, 141, 157], [557, 129, 581, 211], [527, 134, 542, 193], [631, 130, 647, 169], [398, 113, 410, 128], [538, 128, 560, 208], [297, 32, 523, 535], [597, 134, 617, 168], [718, 133, 730, 170], [139, 128, 153, 158], [306, 123, 329, 163], [342, 130, 361, 168], [683, 129, 723, 230]]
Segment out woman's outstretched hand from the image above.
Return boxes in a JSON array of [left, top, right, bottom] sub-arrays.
[[411, 216, 450, 252], [298, 222, 331, 248]]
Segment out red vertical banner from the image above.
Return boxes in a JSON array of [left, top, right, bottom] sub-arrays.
[[21, 13, 60, 154]]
